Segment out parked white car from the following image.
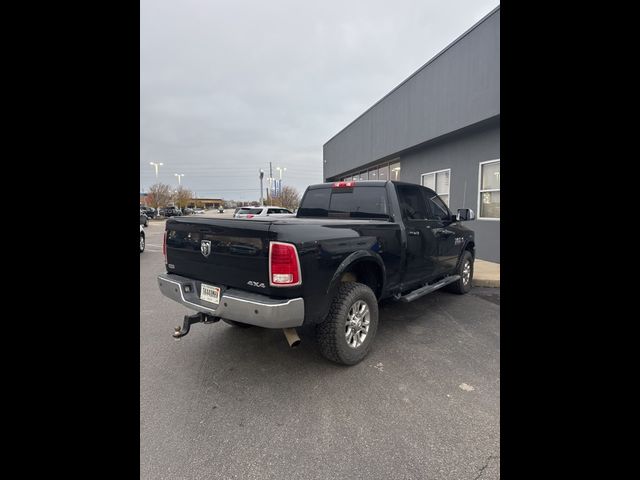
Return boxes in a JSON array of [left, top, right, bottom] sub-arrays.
[[193, 208, 205, 215], [233, 206, 295, 219]]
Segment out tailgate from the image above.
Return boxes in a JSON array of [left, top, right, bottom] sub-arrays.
[[165, 217, 274, 294]]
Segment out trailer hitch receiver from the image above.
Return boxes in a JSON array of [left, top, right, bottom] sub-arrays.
[[173, 312, 220, 339]]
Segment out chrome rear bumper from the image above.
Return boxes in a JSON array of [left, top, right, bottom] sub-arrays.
[[157, 273, 304, 328]]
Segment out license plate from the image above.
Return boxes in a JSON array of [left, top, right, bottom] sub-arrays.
[[200, 283, 221, 305]]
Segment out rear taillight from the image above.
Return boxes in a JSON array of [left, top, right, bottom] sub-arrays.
[[163, 231, 167, 264], [246, 214, 254, 219], [269, 241, 301, 286]]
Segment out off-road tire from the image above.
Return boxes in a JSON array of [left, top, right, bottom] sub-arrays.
[[316, 282, 379, 365], [445, 250, 474, 294]]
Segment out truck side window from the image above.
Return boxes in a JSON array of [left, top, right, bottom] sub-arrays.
[[396, 185, 428, 220], [423, 188, 451, 221]]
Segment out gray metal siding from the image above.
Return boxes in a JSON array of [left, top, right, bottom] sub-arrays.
[[323, 7, 500, 180], [398, 119, 500, 262]]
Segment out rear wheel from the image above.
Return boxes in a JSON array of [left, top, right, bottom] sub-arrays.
[[445, 250, 473, 294], [139, 232, 145, 253], [222, 319, 253, 328], [316, 282, 379, 365]]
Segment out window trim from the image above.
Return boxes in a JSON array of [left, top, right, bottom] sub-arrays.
[[420, 168, 451, 206], [477, 159, 500, 221]]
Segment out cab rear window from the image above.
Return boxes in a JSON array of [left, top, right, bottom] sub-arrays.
[[298, 186, 389, 219]]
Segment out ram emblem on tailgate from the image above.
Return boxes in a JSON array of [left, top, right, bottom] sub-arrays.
[[201, 240, 211, 258]]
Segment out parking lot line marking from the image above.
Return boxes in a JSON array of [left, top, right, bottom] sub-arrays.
[[146, 243, 163, 247]]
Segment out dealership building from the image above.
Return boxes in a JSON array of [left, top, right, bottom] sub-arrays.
[[323, 6, 500, 262]]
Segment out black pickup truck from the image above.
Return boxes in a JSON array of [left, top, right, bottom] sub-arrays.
[[158, 180, 476, 365]]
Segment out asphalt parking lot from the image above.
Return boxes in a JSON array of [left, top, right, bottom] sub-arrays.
[[140, 219, 500, 480]]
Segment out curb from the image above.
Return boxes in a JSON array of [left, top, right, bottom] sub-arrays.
[[472, 278, 500, 288]]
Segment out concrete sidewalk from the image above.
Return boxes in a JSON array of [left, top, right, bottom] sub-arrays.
[[472, 259, 500, 288]]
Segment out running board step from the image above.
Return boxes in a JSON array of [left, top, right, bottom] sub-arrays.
[[398, 275, 461, 303]]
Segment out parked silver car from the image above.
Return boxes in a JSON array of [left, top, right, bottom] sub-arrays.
[[233, 206, 295, 219]]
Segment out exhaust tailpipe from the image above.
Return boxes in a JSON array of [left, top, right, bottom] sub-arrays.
[[283, 328, 300, 348]]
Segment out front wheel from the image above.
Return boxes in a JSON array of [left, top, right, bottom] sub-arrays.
[[445, 250, 474, 294], [316, 282, 379, 365]]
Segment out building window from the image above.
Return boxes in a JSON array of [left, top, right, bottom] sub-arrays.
[[421, 169, 450, 206], [478, 159, 500, 219], [390, 161, 401, 180], [336, 159, 400, 184], [378, 164, 389, 181]]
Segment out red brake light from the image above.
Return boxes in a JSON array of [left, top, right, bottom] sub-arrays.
[[163, 231, 167, 264], [269, 241, 301, 286], [333, 181, 355, 188]]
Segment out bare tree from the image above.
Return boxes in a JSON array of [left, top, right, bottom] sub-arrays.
[[173, 186, 194, 210], [278, 186, 301, 211], [147, 183, 172, 213]]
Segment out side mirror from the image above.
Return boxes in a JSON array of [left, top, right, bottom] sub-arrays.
[[456, 208, 476, 221]]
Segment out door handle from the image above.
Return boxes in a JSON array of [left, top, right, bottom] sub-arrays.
[[408, 230, 421, 236]]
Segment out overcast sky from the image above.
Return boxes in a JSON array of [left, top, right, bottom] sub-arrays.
[[140, 0, 499, 201]]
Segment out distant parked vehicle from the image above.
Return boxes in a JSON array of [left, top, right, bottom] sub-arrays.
[[218, 207, 224, 213], [193, 208, 205, 215], [234, 206, 295, 219], [161, 206, 182, 217], [140, 211, 149, 227], [140, 206, 156, 218], [183, 208, 194, 215]]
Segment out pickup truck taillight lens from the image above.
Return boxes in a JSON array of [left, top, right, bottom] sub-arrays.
[[269, 241, 301, 286], [163, 231, 167, 264]]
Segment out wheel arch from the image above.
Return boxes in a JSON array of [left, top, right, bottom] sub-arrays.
[[326, 250, 386, 300]]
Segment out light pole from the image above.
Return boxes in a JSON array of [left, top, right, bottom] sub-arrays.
[[149, 162, 163, 181], [276, 166, 286, 196], [174, 173, 184, 185], [259, 170, 264, 206]]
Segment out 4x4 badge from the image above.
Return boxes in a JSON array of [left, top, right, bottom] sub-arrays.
[[201, 240, 211, 257]]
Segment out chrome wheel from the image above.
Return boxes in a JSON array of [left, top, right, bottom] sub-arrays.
[[345, 300, 370, 349], [140, 234, 145, 252], [462, 260, 471, 285]]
